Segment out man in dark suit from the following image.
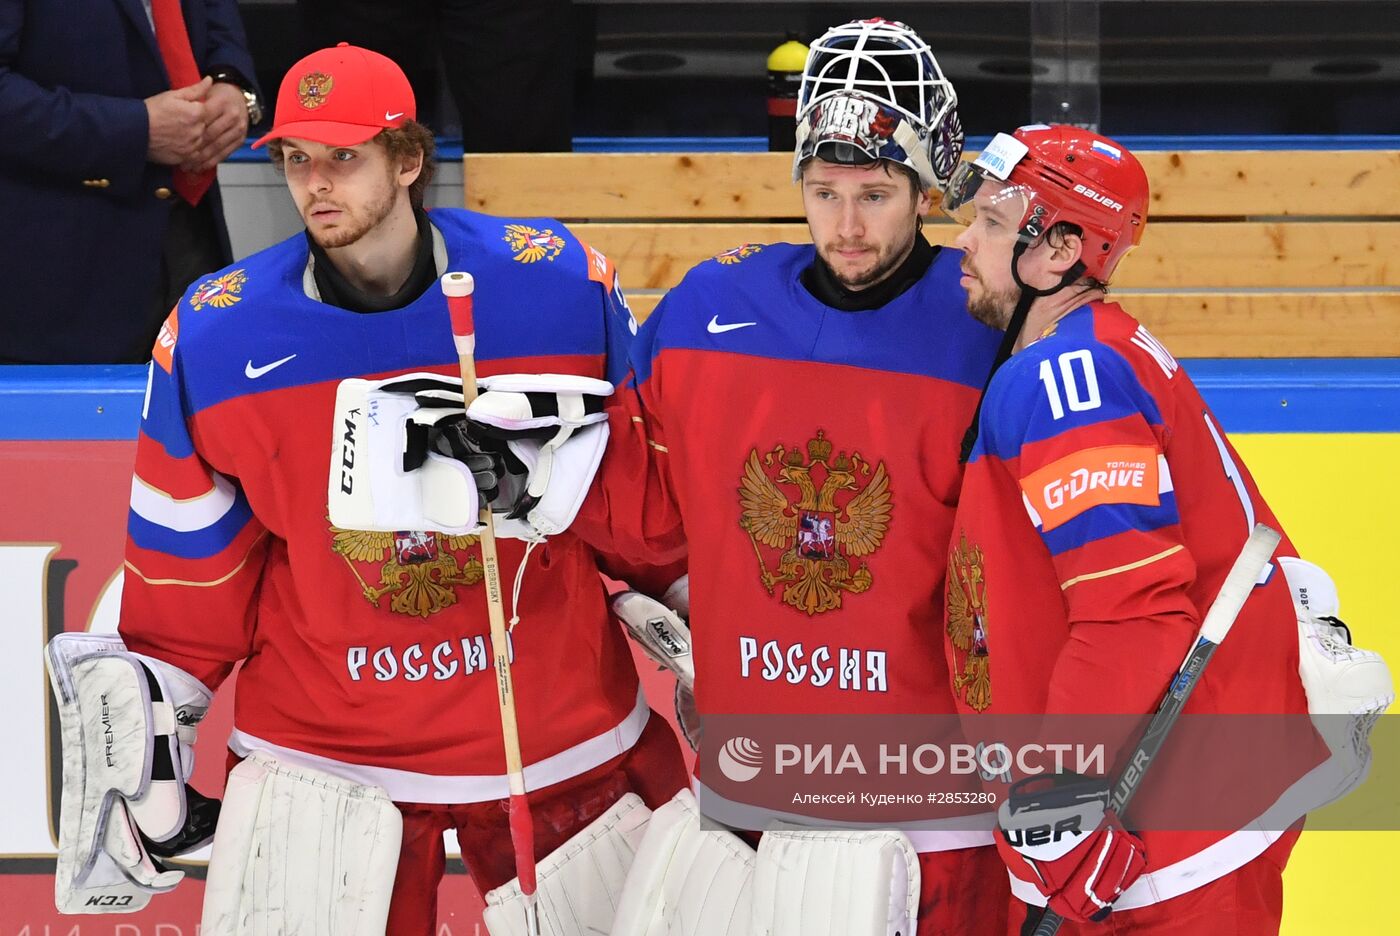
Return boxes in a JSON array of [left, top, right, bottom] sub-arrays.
[[0, 0, 262, 363]]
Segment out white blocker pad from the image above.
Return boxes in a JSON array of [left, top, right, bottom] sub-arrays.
[[611, 789, 755, 936], [46, 632, 210, 914], [612, 590, 694, 690], [482, 792, 652, 936], [328, 374, 482, 535], [201, 752, 402, 936]]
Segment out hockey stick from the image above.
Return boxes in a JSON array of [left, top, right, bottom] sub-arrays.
[[441, 272, 540, 935], [1032, 522, 1282, 936]]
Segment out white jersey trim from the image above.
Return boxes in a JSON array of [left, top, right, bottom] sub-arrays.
[[1009, 732, 1351, 909], [692, 779, 996, 853], [228, 686, 650, 804], [1008, 824, 1285, 911], [130, 471, 238, 532]]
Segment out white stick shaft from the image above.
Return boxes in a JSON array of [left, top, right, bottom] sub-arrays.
[[1197, 523, 1281, 645]]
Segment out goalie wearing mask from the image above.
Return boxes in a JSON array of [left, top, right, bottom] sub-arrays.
[[446, 18, 1014, 936]]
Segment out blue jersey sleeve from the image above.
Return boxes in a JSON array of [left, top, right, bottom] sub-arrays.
[[981, 337, 1178, 557], [977, 325, 1201, 714]]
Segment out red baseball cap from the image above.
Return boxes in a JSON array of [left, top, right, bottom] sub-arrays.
[[252, 43, 415, 149]]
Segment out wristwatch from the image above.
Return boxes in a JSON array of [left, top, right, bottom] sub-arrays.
[[208, 69, 264, 126]]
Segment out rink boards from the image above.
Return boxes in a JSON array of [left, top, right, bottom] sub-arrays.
[[0, 361, 1396, 935]]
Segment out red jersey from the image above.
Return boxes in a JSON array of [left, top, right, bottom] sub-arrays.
[[948, 300, 1328, 906], [575, 242, 1008, 850], [120, 209, 657, 803]]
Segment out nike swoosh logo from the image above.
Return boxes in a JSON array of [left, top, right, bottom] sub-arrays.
[[707, 315, 757, 334], [385, 111, 405, 121], [245, 354, 297, 379]]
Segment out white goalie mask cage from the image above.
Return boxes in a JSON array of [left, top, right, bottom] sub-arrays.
[[792, 18, 964, 192]]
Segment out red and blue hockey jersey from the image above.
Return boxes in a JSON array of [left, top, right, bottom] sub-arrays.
[[120, 209, 657, 802], [948, 300, 1328, 906], [579, 242, 1002, 721]]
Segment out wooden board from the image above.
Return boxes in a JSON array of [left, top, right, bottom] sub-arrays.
[[573, 221, 1400, 291], [619, 290, 1400, 358], [466, 151, 1400, 220]]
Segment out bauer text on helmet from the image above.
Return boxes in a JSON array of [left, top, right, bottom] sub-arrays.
[[791, 18, 964, 192], [941, 124, 1149, 283]]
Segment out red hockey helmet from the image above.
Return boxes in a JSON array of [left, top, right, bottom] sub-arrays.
[[942, 124, 1149, 282]]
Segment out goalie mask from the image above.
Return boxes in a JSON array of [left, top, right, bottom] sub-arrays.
[[792, 18, 963, 192]]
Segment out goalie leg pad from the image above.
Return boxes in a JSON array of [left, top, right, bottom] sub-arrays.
[[46, 633, 210, 914], [752, 828, 920, 936], [611, 789, 755, 936], [481, 792, 652, 936], [201, 752, 402, 936]]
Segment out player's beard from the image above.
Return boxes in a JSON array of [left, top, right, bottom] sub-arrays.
[[303, 174, 399, 251], [820, 225, 917, 291], [963, 268, 1021, 331]]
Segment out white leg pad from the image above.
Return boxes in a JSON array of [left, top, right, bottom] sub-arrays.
[[200, 752, 402, 936], [482, 792, 653, 936], [751, 828, 920, 936], [610, 789, 755, 936]]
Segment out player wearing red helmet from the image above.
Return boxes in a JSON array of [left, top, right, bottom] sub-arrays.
[[939, 126, 1337, 933]]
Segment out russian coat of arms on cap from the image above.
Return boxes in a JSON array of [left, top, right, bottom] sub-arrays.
[[297, 72, 334, 109]]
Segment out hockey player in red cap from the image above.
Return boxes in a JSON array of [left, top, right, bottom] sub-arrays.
[[939, 124, 1392, 934], [43, 43, 688, 936]]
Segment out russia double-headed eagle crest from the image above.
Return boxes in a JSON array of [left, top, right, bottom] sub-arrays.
[[714, 244, 764, 265], [297, 72, 334, 109], [947, 531, 992, 711], [504, 224, 566, 263], [738, 430, 892, 616], [189, 269, 247, 310], [330, 525, 483, 618]]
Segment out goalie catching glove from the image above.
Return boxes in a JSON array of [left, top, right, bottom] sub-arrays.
[[462, 373, 612, 539], [996, 772, 1147, 923], [328, 372, 609, 538], [1278, 557, 1394, 810], [45, 633, 219, 914]]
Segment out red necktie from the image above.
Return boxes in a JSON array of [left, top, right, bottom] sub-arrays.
[[151, 0, 215, 205]]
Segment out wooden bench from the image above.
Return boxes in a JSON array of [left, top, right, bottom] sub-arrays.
[[464, 150, 1400, 357]]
